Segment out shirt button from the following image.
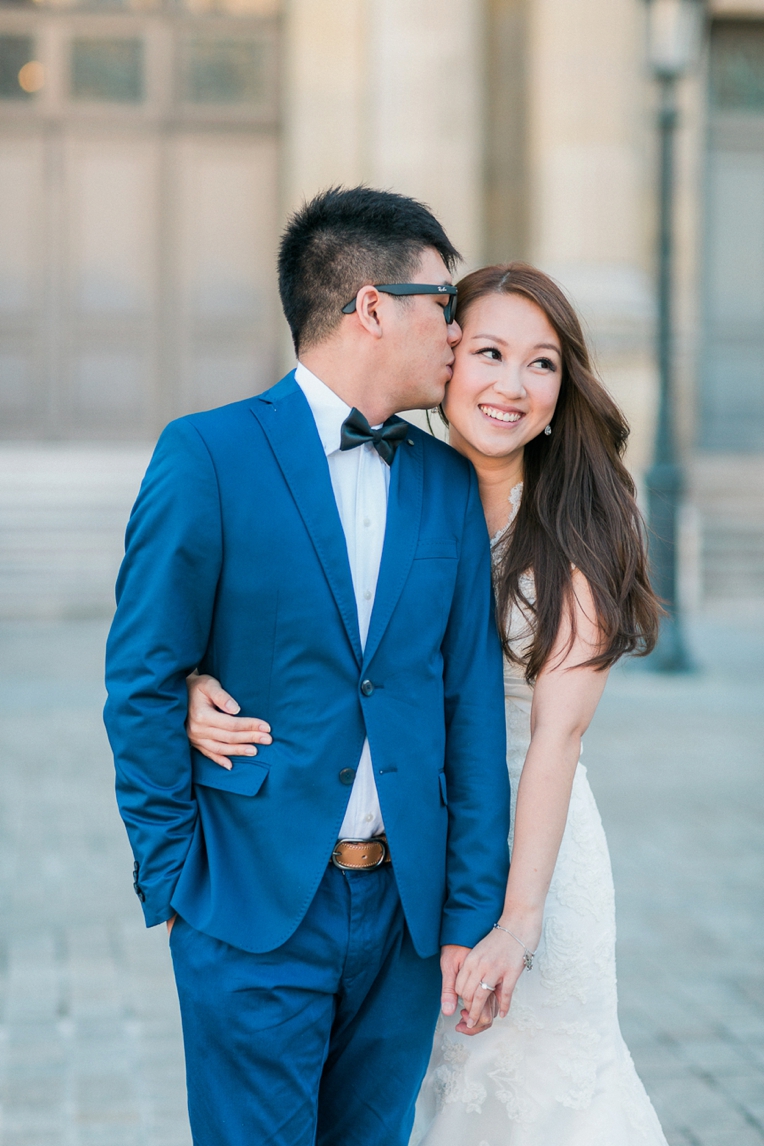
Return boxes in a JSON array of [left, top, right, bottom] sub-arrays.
[[363, 517, 371, 527], [363, 590, 372, 600], [365, 813, 373, 823]]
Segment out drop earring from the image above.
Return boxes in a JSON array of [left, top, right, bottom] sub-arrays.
[[544, 424, 552, 436]]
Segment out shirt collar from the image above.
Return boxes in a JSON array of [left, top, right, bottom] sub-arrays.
[[294, 362, 351, 456]]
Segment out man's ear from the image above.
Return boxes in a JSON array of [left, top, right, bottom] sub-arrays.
[[353, 286, 385, 340]]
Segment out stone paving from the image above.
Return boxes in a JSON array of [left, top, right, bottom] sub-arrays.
[[587, 606, 764, 1146], [0, 607, 762, 1145]]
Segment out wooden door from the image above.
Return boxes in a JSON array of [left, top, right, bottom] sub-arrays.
[[0, 2, 280, 440]]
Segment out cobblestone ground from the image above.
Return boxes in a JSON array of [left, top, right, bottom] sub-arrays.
[[0, 608, 762, 1145], [586, 606, 764, 1146]]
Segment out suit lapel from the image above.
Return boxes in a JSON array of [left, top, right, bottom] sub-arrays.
[[252, 374, 363, 665], [363, 433, 423, 667]]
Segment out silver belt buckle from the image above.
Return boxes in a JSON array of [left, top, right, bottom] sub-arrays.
[[331, 837, 388, 871]]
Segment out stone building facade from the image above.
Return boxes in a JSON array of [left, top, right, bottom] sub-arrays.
[[0, 0, 762, 600]]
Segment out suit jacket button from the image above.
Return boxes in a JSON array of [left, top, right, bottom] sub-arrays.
[[360, 679, 374, 696], [339, 767, 356, 786]]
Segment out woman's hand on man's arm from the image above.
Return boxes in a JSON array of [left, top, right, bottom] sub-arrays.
[[185, 673, 272, 769]]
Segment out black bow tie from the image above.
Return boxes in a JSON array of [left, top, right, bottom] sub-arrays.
[[339, 408, 409, 465]]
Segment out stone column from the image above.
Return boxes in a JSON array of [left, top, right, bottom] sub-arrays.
[[525, 0, 657, 474], [281, 0, 368, 210], [365, 0, 485, 266], [282, 0, 485, 263]]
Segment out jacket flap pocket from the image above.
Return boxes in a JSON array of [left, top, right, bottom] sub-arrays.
[[415, 537, 458, 560], [192, 749, 270, 797]]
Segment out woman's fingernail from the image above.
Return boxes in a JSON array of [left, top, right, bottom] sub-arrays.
[[225, 701, 240, 714], [223, 762, 232, 770]]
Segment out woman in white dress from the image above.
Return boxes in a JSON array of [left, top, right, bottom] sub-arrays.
[[184, 263, 668, 1146]]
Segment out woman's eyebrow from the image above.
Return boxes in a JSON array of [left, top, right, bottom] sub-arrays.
[[470, 332, 509, 345], [469, 334, 561, 355]]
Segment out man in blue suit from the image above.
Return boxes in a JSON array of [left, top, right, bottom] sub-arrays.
[[105, 186, 509, 1146]]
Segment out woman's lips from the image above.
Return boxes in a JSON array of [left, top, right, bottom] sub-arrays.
[[479, 404, 523, 424]]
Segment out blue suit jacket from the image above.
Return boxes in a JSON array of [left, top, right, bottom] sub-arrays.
[[104, 373, 510, 957]]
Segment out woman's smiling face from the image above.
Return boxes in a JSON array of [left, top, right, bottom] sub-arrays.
[[443, 291, 563, 463]]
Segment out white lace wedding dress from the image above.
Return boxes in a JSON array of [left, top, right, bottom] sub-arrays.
[[411, 488, 667, 1146]]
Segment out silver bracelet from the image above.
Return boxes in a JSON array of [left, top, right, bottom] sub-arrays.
[[493, 923, 537, 972]]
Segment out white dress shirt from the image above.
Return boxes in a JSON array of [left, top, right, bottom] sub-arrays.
[[294, 362, 386, 838]]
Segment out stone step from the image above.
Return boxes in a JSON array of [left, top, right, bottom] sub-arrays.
[[1, 445, 762, 618], [704, 531, 764, 554], [689, 453, 764, 602], [0, 445, 152, 620]]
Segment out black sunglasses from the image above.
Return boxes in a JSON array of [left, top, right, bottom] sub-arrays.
[[341, 283, 458, 325]]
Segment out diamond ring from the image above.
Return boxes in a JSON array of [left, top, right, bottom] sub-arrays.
[[479, 980, 495, 992]]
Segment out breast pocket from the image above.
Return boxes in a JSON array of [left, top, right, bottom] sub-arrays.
[[414, 537, 458, 560]]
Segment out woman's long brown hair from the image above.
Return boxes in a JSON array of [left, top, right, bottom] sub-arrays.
[[454, 263, 660, 680]]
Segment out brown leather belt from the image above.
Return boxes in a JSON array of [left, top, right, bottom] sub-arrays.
[[331, 834, 391, 871]]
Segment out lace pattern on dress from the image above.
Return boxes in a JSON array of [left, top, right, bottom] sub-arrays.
[[490, 481, 524, 547]]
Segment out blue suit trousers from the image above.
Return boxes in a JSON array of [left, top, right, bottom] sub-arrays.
[[170, 864, 442, 1145]]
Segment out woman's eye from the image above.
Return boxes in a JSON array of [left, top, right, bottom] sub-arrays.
[[477, 346, 502, 361], [531, 357, 556, 371]]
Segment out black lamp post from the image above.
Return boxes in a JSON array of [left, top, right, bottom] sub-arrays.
[[643, 0, 705, 671]]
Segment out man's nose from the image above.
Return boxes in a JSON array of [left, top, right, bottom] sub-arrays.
[[447, 320, 462, 347]]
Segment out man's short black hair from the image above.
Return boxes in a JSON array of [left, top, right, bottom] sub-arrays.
[[278, 186, 461, 354]]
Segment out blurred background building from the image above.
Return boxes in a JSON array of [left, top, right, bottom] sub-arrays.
[[0, 0, 762, 616]]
